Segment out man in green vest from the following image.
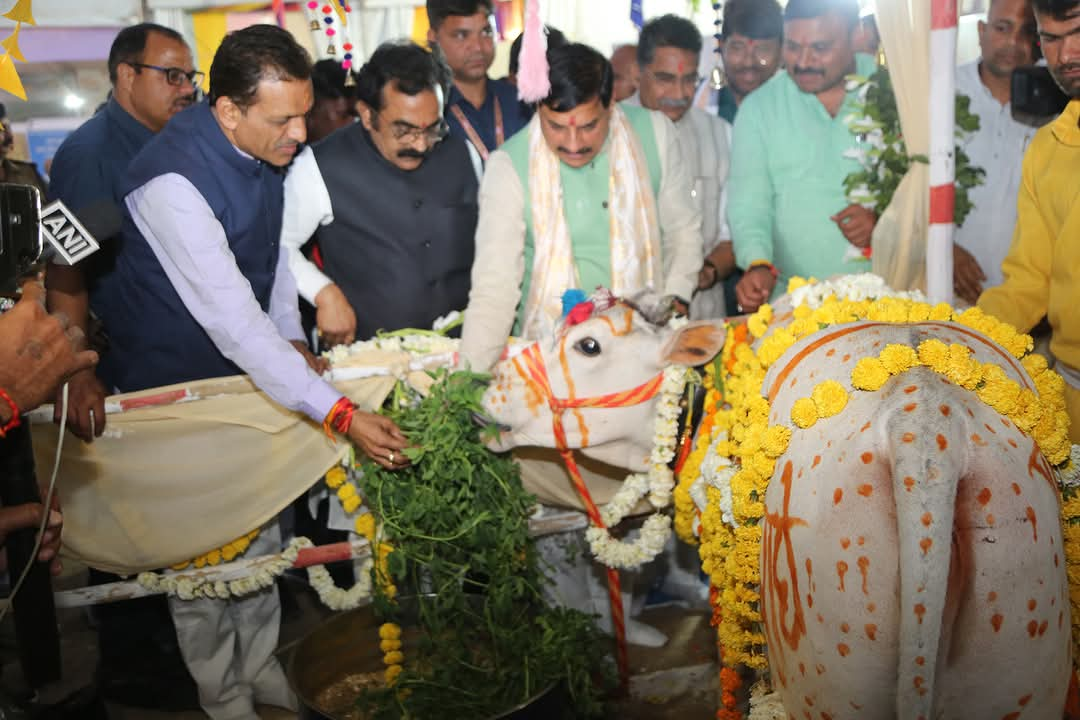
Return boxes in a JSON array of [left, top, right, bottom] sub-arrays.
[[460, 42, 701, 374]]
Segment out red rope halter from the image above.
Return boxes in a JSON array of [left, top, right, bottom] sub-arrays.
[[518, 343, 665, 689]]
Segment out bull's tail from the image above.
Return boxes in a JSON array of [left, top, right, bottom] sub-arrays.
[[886, 369, 968, 720]]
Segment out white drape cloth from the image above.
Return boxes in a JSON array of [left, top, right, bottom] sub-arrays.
[[871, 1, 931, 292]]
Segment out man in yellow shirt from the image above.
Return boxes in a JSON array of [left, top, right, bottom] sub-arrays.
[[978, 0, 1080, 441]]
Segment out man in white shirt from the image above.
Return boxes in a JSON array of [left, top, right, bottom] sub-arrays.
[[953, 0, 1042, 304], [631, 14, 733, 319], [281, 42, 478, 347]]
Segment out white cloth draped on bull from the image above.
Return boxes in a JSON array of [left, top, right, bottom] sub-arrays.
[[28, 349, 438, 576]]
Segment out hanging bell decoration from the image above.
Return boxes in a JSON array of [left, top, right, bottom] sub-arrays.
[[710, 65, 726, 90], [327, 44, 336, 55], [310, 19, 320, 31]]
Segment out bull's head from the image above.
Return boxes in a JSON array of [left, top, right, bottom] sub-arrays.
[[482, 295, 726, 472]]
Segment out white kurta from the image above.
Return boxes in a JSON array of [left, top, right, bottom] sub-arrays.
[[675, 108, 732, 319], [953, 61, 1044, 289]]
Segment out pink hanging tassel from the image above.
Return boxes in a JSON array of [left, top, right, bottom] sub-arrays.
[[516, 0, 550, 103]]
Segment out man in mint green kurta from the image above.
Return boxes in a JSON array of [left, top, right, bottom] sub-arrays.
[[460, 43, 702, 373], [730, 0, 878, 311]]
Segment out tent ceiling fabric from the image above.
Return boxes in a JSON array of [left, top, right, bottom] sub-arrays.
[[16, 0, 140, 27]]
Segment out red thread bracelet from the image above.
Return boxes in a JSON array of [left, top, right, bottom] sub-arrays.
[[748, 260, 779, 279], [322, 397, 355, 439], [0, 388, 20, 438]]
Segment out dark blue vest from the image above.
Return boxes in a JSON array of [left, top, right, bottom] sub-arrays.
[[96, 102, 283, 392]]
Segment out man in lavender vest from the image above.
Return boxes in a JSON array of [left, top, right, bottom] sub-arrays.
[[94, 25, 408, 720]]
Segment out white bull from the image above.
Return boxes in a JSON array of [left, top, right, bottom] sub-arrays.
[[481, 296, 1073, 718]]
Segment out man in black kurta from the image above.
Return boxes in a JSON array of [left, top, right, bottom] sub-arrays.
[[281, 41, 477, 348]]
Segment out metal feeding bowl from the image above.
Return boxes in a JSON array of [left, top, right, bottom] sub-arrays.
[[287, 602, 564, 720]]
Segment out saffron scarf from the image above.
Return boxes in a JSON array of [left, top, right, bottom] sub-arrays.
[[521, 105, 661, 339]]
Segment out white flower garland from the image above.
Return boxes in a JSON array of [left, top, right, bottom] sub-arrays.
[[701, 430, 737, 529], [583, 365, 691, 570], [325, 333, 459, 365], [307, 556, 375, 611], [1058, 444, 1080, 489], [138, 537, 375, 611], [788, 273, 925, 309]]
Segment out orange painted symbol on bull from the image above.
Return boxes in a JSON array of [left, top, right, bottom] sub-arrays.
[[763, 461, 809, 654]]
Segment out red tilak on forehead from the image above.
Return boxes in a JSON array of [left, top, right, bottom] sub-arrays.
[[568, 115, 577, 127], [677, 60, 685, 73]]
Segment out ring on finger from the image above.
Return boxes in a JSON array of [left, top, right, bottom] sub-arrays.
[[387, 451, 395, 464]]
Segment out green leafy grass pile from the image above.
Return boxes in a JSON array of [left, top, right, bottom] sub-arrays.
[[354, 369, 614, 719]]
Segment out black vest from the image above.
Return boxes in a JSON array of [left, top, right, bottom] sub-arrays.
[[96, 102, 282, 392], [310, 125, 477, 339]]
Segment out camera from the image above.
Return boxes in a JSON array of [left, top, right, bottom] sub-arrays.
[[1011, 65, 1070, 119], [0, 183, 42, 296]]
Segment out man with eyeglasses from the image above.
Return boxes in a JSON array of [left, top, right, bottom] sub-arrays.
[[281, 41, 477, 348], [630, 14, 733, 320], [427, 0, 532, 171], [40, 21, 202, 713], [46, 23, 199, 445], [730, 0, 878, 312]]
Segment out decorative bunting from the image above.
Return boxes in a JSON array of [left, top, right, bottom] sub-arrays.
[[0, 0, 32, 101], [0, 54, 25, 100], [1, 0, 34, 26], [630, 0, 643, 30], [2, 22, 24, 62], [304, 0, 356, 69]]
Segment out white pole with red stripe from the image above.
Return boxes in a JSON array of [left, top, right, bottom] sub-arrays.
[[927, 0, 958, 304]]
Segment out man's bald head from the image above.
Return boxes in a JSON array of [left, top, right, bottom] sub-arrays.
[[610, 44, 639, 102]]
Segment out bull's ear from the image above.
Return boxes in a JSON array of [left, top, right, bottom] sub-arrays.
[[660, 321, 726, 366]]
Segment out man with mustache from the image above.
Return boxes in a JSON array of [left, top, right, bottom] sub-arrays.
[[281, 41, 477, 348], [729, 0, 878, 312], [630, 14, 733, 319], [459, 41, 700, 647], [46, 24, 198, 444], [952, 0, 1041, 305], [460, 42, 700, 374], [715, 0, 783, 125], [979, 0, 1080, 443], [427, 0, 531, 170], [91, 26, 409, 719]]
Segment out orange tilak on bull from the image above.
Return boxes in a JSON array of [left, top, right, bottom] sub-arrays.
[[518, 342, 665, 690]]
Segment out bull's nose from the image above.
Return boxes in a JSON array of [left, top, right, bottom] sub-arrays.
[[472, 411, 511, 433]]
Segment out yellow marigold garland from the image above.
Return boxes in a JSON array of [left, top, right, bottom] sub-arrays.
[[379, 622, 404, 685], [170, 528, 260, 571], [680, 281, 1071, 712]]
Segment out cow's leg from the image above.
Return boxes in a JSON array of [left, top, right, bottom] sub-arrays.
[[655, 534, 710, 609]]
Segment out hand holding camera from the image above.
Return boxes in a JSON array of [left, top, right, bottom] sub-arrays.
[[0, 280, 99, 424]]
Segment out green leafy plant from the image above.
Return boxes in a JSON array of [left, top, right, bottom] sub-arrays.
[[843, 66, 985, 227], [354, 369, 614, 719]]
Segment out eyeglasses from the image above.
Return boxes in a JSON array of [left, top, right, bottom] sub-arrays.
[[126, 62, 204, 88], [380, 114, 450, 144]]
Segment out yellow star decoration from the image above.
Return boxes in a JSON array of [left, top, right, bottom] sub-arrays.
[[0, 0, 33, 100]]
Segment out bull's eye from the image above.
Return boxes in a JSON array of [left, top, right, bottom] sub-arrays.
[[574, 337, 602, 357]]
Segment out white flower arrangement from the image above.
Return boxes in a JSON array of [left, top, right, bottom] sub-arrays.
[[700, 430, 737, 529], [138, 537, 306, 600], [325, 333, 460, 365], [788, 273, 925, 310], [583, 365, 692, 570], [1057, 445, 1080, 488], [307, 556, 375, 611], [137, 536, 376, 610]]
